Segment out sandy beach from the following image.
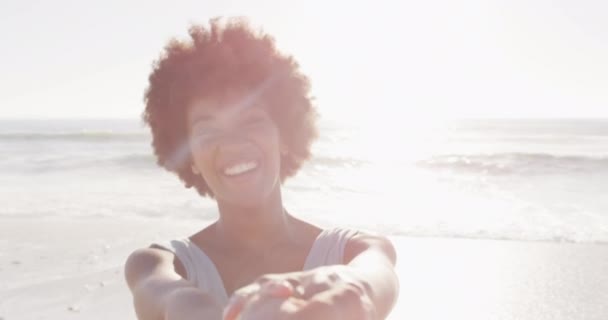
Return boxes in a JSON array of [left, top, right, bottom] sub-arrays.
[[3, 0, 608, 317], [1, 216, 607, 320]]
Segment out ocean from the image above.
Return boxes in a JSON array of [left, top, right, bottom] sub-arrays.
[[1, 118, 607, 243]]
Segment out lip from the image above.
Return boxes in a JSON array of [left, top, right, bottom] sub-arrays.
[[216, 153, 262, 178], [218, 160, 262, 188], [222, 159, 259, 176]]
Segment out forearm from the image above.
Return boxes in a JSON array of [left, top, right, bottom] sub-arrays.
[[347, 250, 399, 320], [133, 277, 222, 320], [164, 287, 223, 320]]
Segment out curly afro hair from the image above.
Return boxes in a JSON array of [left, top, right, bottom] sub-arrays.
[[142, 18, 318, 198]]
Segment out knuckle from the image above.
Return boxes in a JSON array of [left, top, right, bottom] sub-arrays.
[[301, 282, 329, 298], [256, 274, 276, 284], [336, 284, 373, 318], [285, 277, 300, 288], [343, 282, 365, 298], [233, 284, 259, 298], [327, 271, 341, 282]]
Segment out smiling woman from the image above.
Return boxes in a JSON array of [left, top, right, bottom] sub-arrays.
[[141, 19, 318, 198], [125, 17, 399, 320]]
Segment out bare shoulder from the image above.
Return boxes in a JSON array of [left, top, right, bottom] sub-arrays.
[[344, 230, 397, 266], [124, 247, 183, 291]]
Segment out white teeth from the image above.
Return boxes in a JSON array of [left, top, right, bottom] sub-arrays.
[[223, 161, 258, 176]]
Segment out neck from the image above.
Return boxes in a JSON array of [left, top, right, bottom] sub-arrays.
[[214, 188, 294, 251]]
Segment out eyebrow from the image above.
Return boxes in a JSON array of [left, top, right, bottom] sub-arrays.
[[190, 106, 261, 126], [189, 112, 215, 126]]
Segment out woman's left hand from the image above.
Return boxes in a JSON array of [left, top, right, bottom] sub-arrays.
[[222, 265, 376, 320]]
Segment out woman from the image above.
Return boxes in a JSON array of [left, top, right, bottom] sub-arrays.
[[124, 18, 399, 320]]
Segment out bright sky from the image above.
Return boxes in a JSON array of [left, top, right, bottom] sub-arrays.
[[1, 0, 607, 120]]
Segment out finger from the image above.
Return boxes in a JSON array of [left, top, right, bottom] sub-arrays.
[[256, 273, 305, 298], [299, 274, 332, 299], [292, 297, 335, 320], [260, 280, 294, 298], [223, 284, 261, 320], [223, 295, 246, 320], [294, 284, 375, 320], [232, 282, 262, 301]]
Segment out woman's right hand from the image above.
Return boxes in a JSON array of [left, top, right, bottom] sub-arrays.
[[223, 267, 375, 320], [222, 280, 299, 320]]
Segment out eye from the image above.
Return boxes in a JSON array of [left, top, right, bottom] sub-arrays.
[[241, 114, 267, 127], [190, 124, 219, 144]]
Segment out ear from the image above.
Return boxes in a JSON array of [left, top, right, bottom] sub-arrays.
[[280, 143, 289, 156]]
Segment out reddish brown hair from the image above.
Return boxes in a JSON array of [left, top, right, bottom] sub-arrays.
[[142, 18, 318, 197]]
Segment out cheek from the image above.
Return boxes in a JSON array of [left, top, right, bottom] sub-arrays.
[[267, 138, 284, 177], [258, 129, 282, 160], [189, 141, 216, 174]]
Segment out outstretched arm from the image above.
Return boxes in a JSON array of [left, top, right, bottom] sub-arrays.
[[343, 232, 399, 320], [124, 248, 223, 320]]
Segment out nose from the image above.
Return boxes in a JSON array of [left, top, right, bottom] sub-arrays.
[[215, 133, 255, 155]]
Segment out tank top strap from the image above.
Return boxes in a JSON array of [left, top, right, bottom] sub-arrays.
[[303, 227, 360, 270], [152, 239, 229, 305]]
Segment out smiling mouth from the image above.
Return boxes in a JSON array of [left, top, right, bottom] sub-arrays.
[[222, 160, 259, 177]]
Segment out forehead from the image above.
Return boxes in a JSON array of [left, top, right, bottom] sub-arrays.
[[186, 93, 266, 123]]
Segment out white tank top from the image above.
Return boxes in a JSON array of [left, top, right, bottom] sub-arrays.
[[155, 227, 359, 306]]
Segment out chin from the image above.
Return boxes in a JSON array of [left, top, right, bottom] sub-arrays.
[[218, 185, 279, 209], [226, 196, 267, 209]]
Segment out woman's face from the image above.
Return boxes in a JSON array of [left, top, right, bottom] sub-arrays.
[[186, 95, 283, 207]]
